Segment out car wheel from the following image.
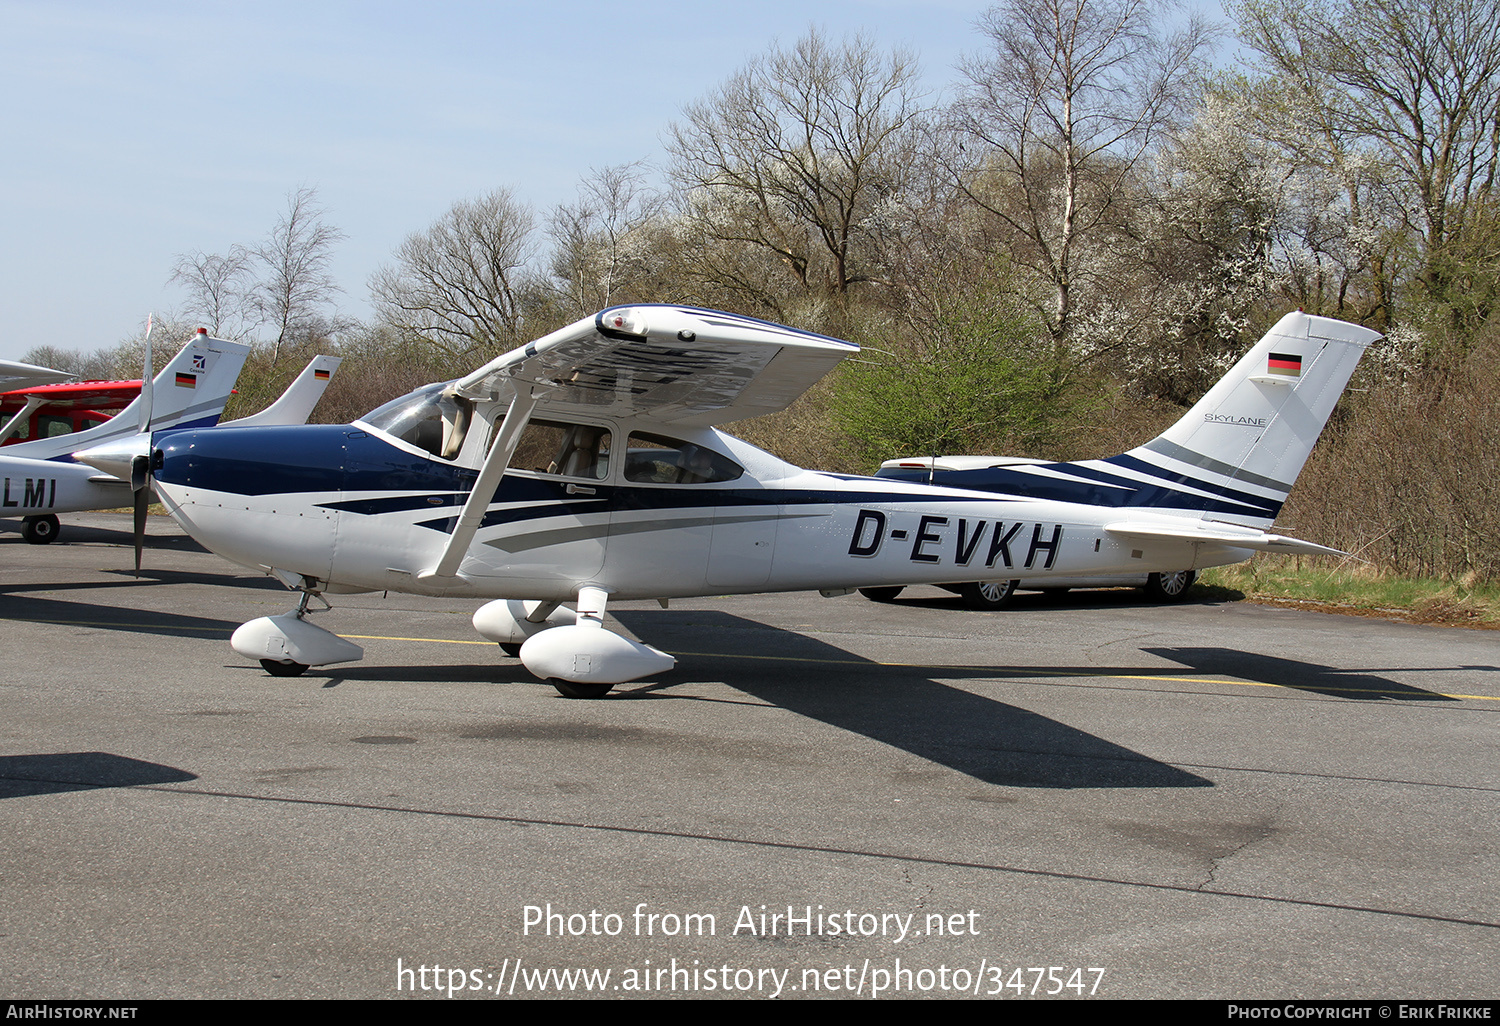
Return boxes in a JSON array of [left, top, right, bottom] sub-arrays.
[[1143, 570, 1197, 601], [859, 586, 904, 602], [958, 580, 1018, 610]]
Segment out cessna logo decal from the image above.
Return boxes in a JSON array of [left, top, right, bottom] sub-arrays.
[[2, 477, 55, 509], [848, 509, 1062, 570]]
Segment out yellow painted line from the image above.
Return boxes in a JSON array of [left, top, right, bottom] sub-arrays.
[[10, 616, 1497, 702], [343, 633, 494, 646], [336, 635, 1500, 703], [664, 650, 1499, 701]]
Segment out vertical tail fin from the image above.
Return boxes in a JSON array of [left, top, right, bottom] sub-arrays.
[[1106, 312, 1381, 527], [8, 330, 250, 461], [902, 312, 1381, 529], [222, 354, 342, 427]]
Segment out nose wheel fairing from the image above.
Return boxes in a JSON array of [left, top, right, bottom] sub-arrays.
[[230, 612, 364, 672], [234, 586, 674, 697]]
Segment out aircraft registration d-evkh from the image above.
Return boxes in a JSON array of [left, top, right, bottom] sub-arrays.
[[135, 305, 1379, 697]]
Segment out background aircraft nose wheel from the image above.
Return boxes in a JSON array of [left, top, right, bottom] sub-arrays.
[[259, 659, 310, 677], [551, 678, 614, 699], [958, 579, 1019, 610], [1144, 570, 1197, 601], [858, 586, 904, 602], [21, 515, 60, 545], [499, 642, 523, 657]]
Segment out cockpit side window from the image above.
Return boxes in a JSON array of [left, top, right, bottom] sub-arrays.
[[361, 382, 474, 461], [624, 432, 742, 484], [505, 418, 612, 480]]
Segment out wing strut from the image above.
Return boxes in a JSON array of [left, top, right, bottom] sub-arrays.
[[0, 395, 45, 445], [419, 390, 539, 582]]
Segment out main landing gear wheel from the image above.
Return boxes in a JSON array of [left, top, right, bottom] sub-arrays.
[[499, 642, 523, 657], [22, 515, 59, 545], [259, 659, 310, 677], [858, 586, 904, 602], [958, 579, 1019, 610], [551, 679, 614, 699], [1143, 570, 1197, 601]]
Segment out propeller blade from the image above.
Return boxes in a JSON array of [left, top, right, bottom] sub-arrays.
[[137, 315, 154, 434], [131, 453, 150, 577]]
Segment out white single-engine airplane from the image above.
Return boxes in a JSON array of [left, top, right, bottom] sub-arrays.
[[7, 331, 340, 545], [130, 306, 1378, 697]]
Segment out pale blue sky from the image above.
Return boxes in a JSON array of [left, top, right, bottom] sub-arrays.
[[0, 0, 1227, 363]]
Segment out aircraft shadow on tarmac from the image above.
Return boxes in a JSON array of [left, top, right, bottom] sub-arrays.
[[0, 581, 247, 640], [608, 609, 1212, 790], [1144, 647, 1458, 701], [0, 517, 208, 552], [305, 609, 1212, 789], [0, 752, 197, 799]]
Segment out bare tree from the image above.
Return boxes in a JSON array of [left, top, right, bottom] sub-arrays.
[[1231, 0, 1500, 328], [949, 0, 1216, 347], [169, 246, 254, 337], [548, 162, 667, 316], [255, 187, 345, 362], [369, 188, 538, 358], [667, 29, 926, 311]]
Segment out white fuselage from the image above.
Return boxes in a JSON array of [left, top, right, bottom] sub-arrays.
[[0, 454, 131, 518], [151, 416, 1250, 603]]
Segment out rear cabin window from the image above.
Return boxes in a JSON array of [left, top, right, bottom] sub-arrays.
[[623, 432, 742, 484]]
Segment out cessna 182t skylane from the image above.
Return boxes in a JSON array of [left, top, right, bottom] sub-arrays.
[[124, 305, 1378, 697], [6, 330, 339, 544]]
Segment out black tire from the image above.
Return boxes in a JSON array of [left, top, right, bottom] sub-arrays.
[[858, 586, 904, 602], [551, 678, 614, 699], [958, 579, 1019, 610], [22, 515, 59, 545], [1143, 570, 1197, 601], [1040, 587, 1071, 597], [499, 642, 523, 657], [260, 659, 310, 677]]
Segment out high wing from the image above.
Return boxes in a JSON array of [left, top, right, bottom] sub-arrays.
[[416, 306, 858, 582], [0, 359, 73, 393], [0, 380, 138, 412], [452, 305, 858, 425]]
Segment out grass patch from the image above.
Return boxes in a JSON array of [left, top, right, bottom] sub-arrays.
[[1200, 560, 1500, 628]]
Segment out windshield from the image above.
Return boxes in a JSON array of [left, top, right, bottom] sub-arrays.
[[360, 381, 473, 459]]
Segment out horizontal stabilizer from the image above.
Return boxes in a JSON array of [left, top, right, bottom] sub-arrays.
[[1104, 521, 1346, 557]]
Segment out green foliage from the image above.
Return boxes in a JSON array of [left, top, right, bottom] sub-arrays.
[[1202, 561, 1500, 626], [831, 297, 1082, 471]]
